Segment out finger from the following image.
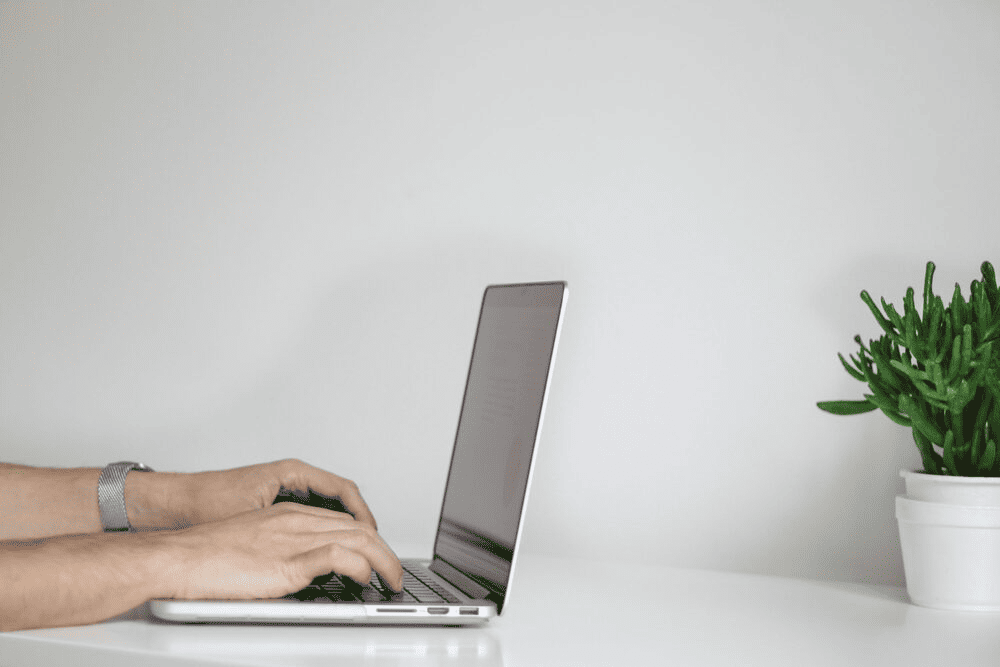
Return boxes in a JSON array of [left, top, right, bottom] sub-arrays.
[[270, 502, 357, 523], [270, 505, 403, 590], [278, 460, 379, 531], [299, 531, 404, 592], [297, 542, 372, 587], [330, 527, 403, 592], [303, 519, 402, 585], [327, 480, 378, 531]]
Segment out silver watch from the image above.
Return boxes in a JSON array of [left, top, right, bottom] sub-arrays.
[[98, 461, 154, 532]]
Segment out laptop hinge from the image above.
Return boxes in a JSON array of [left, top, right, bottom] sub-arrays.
[[429, 557, 491, 600]]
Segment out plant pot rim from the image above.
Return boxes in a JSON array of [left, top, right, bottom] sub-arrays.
[[901, 469, 1000, 483]]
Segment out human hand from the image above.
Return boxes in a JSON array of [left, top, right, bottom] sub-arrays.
[[162, 502, 403, 600], [128, 459, 379, 531]]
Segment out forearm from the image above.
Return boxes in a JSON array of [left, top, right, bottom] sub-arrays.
[[0, 531, 178, 631], [0, 465, 102, 539], [0, 464, 189, 540]]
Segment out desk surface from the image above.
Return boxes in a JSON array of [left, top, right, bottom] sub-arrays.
[[4, 552, 1000, 666]]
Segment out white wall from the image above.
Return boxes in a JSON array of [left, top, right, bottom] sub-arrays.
[[3, 0, 1000, 586]]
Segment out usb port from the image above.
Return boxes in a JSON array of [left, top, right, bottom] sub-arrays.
[[459, 608, 479, 615], [427, 607, 449, 615]]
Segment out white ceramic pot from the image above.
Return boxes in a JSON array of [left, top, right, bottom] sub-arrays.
[[900, 470, 1000, 506], [896, 495, 1000, 610]]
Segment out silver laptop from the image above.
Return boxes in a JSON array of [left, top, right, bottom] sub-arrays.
[[150, 281, 568, 625]]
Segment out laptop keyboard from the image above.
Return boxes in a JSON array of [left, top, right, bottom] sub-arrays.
[[287, 562, 460, 604]]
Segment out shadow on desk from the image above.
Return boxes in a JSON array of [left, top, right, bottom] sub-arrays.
[[5, 603, 503, 667], [799, 578, 911, 605]]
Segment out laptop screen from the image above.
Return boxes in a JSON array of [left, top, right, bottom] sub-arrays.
[[430, 282, 566, 614]]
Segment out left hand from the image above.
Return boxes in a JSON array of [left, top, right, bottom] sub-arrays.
[[128, 459, 379, 531]]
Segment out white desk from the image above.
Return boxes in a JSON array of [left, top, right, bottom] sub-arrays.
[[4, 553, 1000, 666]]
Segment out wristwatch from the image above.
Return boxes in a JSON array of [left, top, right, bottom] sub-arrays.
[[98, 461, 154, 532]]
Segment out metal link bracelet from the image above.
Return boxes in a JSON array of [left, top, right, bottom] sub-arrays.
[[97, 461, 154, 532]]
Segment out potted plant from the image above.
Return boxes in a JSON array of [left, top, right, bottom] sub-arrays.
[[818, 260, 1000, 610]]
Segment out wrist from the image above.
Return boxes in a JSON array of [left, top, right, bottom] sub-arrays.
[[95, 530, 184, 601], [135, 529, 190, 600], [125, 472, 191, 531]]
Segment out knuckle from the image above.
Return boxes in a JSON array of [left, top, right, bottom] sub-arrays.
[[327, 542, 347, 560], [351, 528, 374, 548], [286, 511, 313, 528], [356, 565, 373, 584], [274, 457, 302, 473], [273, 503, 300, 519]]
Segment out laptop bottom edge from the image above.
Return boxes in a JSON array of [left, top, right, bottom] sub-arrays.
[[147, 599, 495, 626]]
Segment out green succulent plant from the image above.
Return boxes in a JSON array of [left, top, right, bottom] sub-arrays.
[[818, 261, 1000, 476]]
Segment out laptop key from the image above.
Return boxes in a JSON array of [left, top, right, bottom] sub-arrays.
[[430, 589, 459, 604], [359, 586, 388, 602], [423, 580, 459, 601], [385, 590, 418, 603], [319, 578, 355, 601], [402, 565, 457, 603], [409, 589, 445, 604], [289, 586, 330, 602], [405, 581, 447, 603]]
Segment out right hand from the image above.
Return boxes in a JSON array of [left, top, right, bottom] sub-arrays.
[[163, 503, 403, 600]]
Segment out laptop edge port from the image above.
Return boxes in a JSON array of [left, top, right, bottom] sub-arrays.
[[459, 607, 479, 615], [427, 607, 449, 615]]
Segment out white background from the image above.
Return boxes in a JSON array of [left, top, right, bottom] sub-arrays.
[[3, 0, 999, 587]]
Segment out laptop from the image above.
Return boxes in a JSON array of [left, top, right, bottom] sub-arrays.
[[149, 281, 568, 625]]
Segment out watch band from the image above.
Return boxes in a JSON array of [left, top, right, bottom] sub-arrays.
[[98, 461, 154, 532]]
